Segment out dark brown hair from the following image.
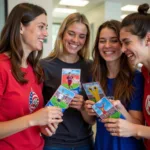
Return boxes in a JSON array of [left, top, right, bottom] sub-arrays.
[[121, 3, 150, 39], [0, 3, 47, 84], [92, 20, 134, 105]]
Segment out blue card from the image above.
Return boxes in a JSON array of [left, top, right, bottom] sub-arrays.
[[46, 85, 75, 112]]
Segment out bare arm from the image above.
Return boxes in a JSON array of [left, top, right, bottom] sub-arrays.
[[0, 107, 63, 139]]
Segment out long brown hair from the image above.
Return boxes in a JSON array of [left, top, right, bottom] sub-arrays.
[[92, 20, 134, 105], [49, 12, 90, 60], [0, 3, 47, 84]]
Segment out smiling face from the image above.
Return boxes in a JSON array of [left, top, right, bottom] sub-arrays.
[[62, 22, 87, 56], [98, 27, 122, 63], [120, 27, 148, 66], [20, 14, 48, 53]]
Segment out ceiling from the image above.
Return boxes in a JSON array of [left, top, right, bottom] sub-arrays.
[[52, 0, 150, 19]]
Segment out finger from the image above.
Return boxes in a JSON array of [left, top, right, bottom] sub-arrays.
[[47, 124, 56, 134], [44, 127, 53, 136], [101, 118, 117, 123]]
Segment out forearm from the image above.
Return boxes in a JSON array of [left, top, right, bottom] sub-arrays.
[[135, 124, 150, 139], [80, 109, 96, 125], [0, 115, 32, 139]]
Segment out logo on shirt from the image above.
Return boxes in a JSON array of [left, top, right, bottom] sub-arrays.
[[145, 95, 150, 115], [29, 89, 39, 113]]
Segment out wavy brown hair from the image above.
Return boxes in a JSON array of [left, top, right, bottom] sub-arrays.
[[92, 20, 134, 105], [49, 12, 90, 60], [0, 3, 46, 84]]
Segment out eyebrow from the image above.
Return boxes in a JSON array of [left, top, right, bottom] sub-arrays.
[[38, 22, 48, 27], [121, 38, 129, 42], [99, 37, 118, 39], [67, 30, 87, 36]]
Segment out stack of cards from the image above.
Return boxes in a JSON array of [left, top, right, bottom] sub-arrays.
[[46, 85, 75, 112], [92, 97, 120, 119], [82, 82, 105, 102], [61, 68, 81, 94]]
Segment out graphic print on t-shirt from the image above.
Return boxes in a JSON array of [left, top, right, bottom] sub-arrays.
[[29, 88, 39, 113], [145, 95, 150, 115]]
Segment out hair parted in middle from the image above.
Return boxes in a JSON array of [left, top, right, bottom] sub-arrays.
[[49, 12, 90, 60], [92, 20, 134, 105]]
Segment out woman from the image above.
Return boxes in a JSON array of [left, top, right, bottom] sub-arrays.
[[40, 13, 94, 150], [102, 3, 150, 150], [0, 3, 63, 150], [84, 20, 144, 150]]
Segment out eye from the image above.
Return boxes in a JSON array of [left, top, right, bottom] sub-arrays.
[[68, 31, 74, 36], [110, 39, 119, 43], [39, 25, 44, 30], [99, 40, 106, 43], [79, 35, 86, 39]]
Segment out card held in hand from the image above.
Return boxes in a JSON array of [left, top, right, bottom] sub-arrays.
[[45, 85, 75, 112], [61, 68, 81, 94], [82, 82, 105, 102], [92, 97, 120, 119]]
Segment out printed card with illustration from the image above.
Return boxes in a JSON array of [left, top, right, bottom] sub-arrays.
[[46, 85, 75, 112], [82, 82, 105, 102], [61, 68, 81, 94], [92, 97, 120, 119]]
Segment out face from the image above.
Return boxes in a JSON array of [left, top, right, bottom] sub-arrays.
[[62, 22, 87, 55], [20, 14, 48, 52], [120, 27, 147, 66], [98, 27, 122, 63]]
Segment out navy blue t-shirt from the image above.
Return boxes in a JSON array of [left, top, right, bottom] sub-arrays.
[[95, 71, 145, 150]]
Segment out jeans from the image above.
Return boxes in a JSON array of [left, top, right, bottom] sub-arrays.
[[43, 145, 93, 150]]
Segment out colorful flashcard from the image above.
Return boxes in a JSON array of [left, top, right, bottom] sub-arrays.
[[82, 82, 105, 102], [46, 85, 75, 112], [92, 97, 120, 119], [61, 68, 81, 94]]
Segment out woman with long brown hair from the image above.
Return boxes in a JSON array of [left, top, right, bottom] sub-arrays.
[[85, 20, 144, 150]]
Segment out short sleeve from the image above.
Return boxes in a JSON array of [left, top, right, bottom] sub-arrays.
[[128, 70, 144, 111], [0, 64, 7, 99]]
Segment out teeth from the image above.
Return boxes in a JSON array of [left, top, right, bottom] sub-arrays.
[[104, 51, 113, 54], [70, 44, 78, 48], [39, 39, 44, 42]]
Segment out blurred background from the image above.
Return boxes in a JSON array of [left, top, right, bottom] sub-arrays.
[[0, 0, 150, 58]]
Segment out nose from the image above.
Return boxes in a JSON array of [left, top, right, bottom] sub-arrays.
[[72, 35, 79, 43], [104, 41, 111, 48], [121, 44, 127, 53], [43, 29, 48, 37]]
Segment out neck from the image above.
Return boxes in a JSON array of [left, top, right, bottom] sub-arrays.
[[58, 53, 79, 63], [21, 53, 29, 68], [106, 61, 120, 78]]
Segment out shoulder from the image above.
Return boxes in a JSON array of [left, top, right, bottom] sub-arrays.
[[133, 70, 144, 81], [80, 58, 93, 66], [40, 57, 57, 68], [132, 70, 144, 87]]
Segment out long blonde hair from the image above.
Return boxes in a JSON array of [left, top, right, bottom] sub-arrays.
[[49, 12, 90, 60]]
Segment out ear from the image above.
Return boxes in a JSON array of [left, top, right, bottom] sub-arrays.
[[20, 23, 24, 35], [145, 32, 150, 46]]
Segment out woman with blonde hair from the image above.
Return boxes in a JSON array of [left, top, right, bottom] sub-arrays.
[[40, 12, 94, 150]]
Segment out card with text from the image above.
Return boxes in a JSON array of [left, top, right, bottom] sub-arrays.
[[82, 82, 105, 102], [61, 68, 81, 94], [46, 85, 75, 112]]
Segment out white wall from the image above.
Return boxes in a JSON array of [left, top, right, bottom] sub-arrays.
[[8, 0, 53, 58]]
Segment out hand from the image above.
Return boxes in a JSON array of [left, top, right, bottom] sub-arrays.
[[40, 123, 59, 136], [69, 94, 84, 111], [110, 100, 124, 111], [84, 100, 96, 116], [102, 118, 136, 137], [29, 106, 63, 127]]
